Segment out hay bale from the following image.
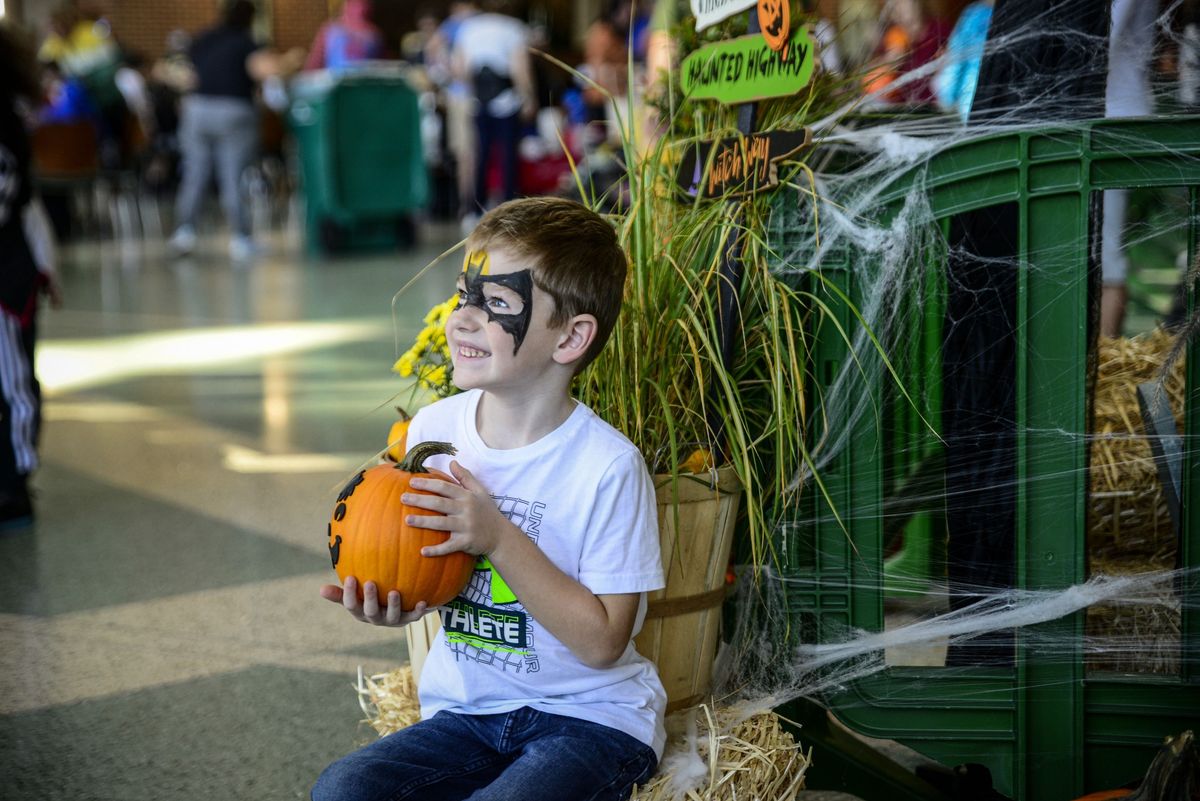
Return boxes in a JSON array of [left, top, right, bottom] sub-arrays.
[[1088, 329, 1186, 561], [1085, 553, 1180, 676], [357, 666, 810, 800], [1086, 329, 1185, 676]]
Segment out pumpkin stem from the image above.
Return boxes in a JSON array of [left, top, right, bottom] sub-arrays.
[[397, 441, 457, 472]]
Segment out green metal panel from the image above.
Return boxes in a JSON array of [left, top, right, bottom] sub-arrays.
[[1020, 189, 1088, 801], [768, 117, 1200, 801], [1185, 190, 1199, 690]]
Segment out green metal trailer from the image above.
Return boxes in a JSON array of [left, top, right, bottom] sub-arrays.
[[765, 116, 1200, 800]]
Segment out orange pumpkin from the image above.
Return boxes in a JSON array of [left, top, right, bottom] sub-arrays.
[[677, 447, 715, 474], [328, 440, 474, 611], [384, 407, 412, 462]]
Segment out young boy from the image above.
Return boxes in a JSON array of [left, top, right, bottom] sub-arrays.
[[314, 197, 665, 801]]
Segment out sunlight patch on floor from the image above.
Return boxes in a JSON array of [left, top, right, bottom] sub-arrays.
[[38, 320, 390, 395]]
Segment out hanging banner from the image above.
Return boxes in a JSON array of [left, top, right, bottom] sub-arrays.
[[690, 0, 757, 32], [680, 26, 815, 104], [675, 128, 812, 199]]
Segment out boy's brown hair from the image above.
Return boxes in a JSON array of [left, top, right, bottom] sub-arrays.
[[466, 197, 627, 372]]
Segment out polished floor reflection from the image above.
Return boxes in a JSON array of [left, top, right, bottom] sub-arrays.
[[0, 224, 460, 799]]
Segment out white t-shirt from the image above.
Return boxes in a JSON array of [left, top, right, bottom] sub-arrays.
[[454, 13, 529, 117], [408, 389, 668, 757]]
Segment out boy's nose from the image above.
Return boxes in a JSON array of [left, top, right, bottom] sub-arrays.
[[449, 303, 484, 331]]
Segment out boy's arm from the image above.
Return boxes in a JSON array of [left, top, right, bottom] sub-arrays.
[[409, 461, 643, 669], [483, 528, 642, 668]]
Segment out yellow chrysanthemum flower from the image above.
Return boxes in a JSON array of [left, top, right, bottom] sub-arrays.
[[396, 294, 461, 397], [393, 352, 416, 378]]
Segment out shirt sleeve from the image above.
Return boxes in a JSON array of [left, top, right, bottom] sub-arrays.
[[22, 199, 57, 275], [578, 450, 664, 595]]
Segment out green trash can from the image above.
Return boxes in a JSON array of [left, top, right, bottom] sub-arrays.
[[288, 67, 429, 255]]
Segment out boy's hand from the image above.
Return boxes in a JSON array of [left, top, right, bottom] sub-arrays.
[[319, 576, 430, 627], [404, 461, 514, 557]]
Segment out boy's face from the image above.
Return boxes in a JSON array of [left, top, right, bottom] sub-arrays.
[[447, 245, 563, 393]]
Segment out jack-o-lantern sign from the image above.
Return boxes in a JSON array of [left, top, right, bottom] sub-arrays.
[[758, 0, 790, 53], [328, 440, 475, 611]]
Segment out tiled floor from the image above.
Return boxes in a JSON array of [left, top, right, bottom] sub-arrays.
[[0, 222, 461, 799]]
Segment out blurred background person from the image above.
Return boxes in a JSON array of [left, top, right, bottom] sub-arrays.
[[143, 29, 193, 194], [167, 0, 304, 262], [304, 0, 385, 72], [401, 9, 440, 65], [426, 1, 479, 223], [0, 22, 62, 527], [863, 0, 949, 107], [1100, 0, 1159, 337], [452, 0, 535, 229], [37, 0, 127, 171], [580, 12, 628, 146]]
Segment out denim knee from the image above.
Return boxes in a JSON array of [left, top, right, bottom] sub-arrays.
[[311, 756, 367, 801]]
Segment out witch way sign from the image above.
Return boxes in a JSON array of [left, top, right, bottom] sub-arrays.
[[676, 128, 812, 199], [681, 25, 815, 104]]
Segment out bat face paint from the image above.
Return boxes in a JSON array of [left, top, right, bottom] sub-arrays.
[[455, 249, 534, 355]]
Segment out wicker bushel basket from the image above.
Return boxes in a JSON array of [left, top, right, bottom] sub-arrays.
[[637, 465, 741, 713], [404, 611, 441, 684], [405, 466, 741, 713]]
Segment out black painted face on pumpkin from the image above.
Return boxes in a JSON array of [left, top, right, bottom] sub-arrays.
[[758, 0, 789, 51], [454, 249, 535, 355]]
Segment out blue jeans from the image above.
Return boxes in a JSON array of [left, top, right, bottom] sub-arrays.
[[312, 707, 658, 801]]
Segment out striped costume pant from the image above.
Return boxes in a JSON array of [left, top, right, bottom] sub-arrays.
[[0, 308, 39, 492]]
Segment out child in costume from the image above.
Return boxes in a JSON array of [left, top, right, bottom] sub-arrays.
[[0, 23, 60, 527], [315, 197, 664, 801]]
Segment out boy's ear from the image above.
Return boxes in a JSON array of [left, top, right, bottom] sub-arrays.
[[553, 314, 598, 367]]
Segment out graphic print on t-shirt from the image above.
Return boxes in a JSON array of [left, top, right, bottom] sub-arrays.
[[440, 494, 545, 674]]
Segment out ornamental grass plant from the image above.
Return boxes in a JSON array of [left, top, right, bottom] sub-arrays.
[[567, 19, 865, 569]]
